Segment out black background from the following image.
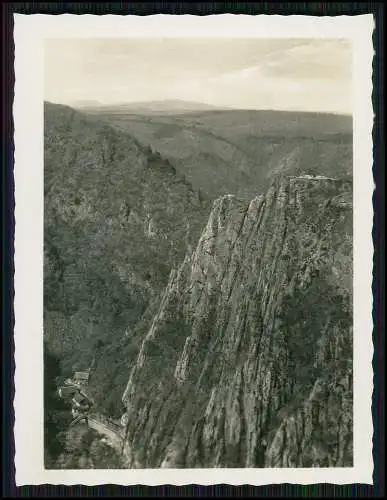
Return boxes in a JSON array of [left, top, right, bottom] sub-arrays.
[[2, 2, 385, 497]]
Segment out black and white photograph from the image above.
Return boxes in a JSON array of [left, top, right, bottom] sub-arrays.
[[13, 14, 374, 486]]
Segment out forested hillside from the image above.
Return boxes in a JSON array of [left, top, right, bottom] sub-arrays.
[[44, 102, 209, 415], [84, 108, 352, 199], [44, 103, 353, 468]]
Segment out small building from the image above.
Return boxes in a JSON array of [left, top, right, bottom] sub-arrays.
[[72, 408, 80, 419], [72, 392, 91, 411], [79, 390, 94, 406], [73, 371, 90, 387], [58, 385, 78, 398]]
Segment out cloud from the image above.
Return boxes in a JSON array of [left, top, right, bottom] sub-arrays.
[[195, 39, 352, 112], [44, 38, 352, 114], [260, 40, 352, 80]]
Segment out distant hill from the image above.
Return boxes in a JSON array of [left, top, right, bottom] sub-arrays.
[[77, 99, 231, 115], [84, 108, 353, 199], [68, 100, 104, 108]]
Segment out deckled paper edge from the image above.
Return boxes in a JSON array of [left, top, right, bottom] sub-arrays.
[[13, 13, 375, 486]]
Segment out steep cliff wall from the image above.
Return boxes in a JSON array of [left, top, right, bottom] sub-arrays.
[[121, 175, 353, 468]]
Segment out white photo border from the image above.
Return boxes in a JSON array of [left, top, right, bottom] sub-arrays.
[[13, 13, 374, 486]]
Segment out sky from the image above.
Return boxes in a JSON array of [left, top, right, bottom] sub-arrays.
[[44, 38, 352, 114]]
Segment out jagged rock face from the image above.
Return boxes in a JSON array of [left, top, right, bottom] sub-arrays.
[[122, 176, 353, 468]]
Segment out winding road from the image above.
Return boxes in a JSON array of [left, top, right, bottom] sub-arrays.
[[60, 385, 131, 466], [88, 416, 124, 449], [84, 415, 132, 466]]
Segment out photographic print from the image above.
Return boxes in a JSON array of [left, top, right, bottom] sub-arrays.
[[14, 14, 374, 486]]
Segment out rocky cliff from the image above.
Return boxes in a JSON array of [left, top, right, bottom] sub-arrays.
[[121, 175, 353, 468]]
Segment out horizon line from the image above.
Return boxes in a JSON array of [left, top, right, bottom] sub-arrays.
[[44, 99, 352, 117]]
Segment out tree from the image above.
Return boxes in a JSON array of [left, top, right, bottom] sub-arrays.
[[44, 340, 71, 467]]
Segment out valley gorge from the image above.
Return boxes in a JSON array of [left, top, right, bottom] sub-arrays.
[[44, 102, 353, 469]]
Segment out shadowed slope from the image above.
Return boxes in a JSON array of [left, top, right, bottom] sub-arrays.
[[44, 102, 209, 415]]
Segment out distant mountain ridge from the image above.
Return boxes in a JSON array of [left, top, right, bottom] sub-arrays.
[[69, 100, 104, 107], [72, 99, 231, 114], [87, 107, 352, 199]]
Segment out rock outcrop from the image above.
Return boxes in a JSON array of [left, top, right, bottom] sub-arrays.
[[121, 175, 353, 468]]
